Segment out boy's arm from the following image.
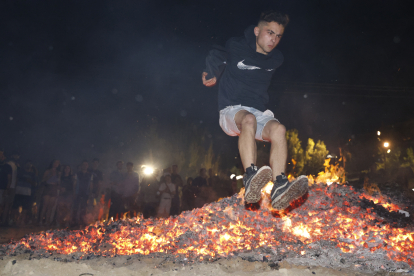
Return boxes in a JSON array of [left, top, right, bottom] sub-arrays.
[[202, 45, 227, 86]]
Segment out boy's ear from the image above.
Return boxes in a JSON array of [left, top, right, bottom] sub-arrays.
[[254, 26, 260, 37]]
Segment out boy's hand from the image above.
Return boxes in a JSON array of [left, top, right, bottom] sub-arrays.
[[202, 72, 217, 87]]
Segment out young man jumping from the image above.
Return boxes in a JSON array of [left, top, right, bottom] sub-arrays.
[[202, 11, 308, 211]]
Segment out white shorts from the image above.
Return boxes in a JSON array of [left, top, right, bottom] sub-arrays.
[[219, 105, 279, 142]]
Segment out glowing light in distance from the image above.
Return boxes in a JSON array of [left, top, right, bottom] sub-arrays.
[[383, 142, 389, 148], [387, 149, 391, 153], [377, 131, 381, 136], [230, 174, 236, 179], [141, 165, 154, 175]]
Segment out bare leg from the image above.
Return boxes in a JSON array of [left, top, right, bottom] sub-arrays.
[[234, 110, 257, 171], [262, 121, 287, 181]]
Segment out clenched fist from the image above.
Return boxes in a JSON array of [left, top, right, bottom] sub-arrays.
[[202, 72, 217, 87]]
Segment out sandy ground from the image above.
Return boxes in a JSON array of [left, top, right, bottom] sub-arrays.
[[1, 254, 412, 276]]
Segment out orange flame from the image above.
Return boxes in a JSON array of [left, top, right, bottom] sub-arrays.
[[4, 172, 414, 269]]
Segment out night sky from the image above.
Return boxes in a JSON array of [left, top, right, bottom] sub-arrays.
[[1, 0, 414, 171]]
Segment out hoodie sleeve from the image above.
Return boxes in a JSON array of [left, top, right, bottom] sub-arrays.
[[204, 44, 228, 80]]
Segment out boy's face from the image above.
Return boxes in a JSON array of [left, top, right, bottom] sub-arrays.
[[254, 21, 285, 55]]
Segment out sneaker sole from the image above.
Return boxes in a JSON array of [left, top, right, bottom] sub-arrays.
[[271, 175, 309, 211], [245, 166, 272, 204]]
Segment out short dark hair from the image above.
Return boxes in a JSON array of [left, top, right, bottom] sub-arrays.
[[258, 10, 289, 27], [126, 162, 133, 166]]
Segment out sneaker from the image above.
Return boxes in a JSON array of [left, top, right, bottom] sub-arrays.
[[243, 164, 272, 204], [271, 173, 309, 211]]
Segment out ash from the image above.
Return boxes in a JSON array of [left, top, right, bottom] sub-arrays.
[[1, 182, 413, 275]]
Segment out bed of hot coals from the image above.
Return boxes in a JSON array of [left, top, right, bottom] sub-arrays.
[[1, 181, 413, 274]]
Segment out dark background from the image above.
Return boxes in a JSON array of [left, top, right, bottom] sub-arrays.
[[1, 0, 414, 172]]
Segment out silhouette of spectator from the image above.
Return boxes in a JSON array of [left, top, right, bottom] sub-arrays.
[[216, 171, 233, 198], [181, 177, 195, 212], [140, 169, 160, 219], [13, 160, 38, 225], [0, 149, 12, 225], [157, 174, 175, 218], [122, 162, 139, 216], [192, 168, 208, 187], [74, 160, 93, 225], [27, 162, 40, 222], [39, 159, 61, 225], [58, 165, 76, 227], [109, 161, 124, 220], [2, 150, 20, 225], [208, 168, 220, 188], [191, 168, 209, 208], [170, 165, 183, 216], [89, 158, 103, 202], [89, 158, 104, 220]]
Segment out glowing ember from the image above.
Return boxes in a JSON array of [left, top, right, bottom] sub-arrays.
[[2, 180, 413, 271], [359, 194, 402, 212]]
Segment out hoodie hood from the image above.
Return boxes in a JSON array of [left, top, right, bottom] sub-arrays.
[[244, 25, 275, 57]]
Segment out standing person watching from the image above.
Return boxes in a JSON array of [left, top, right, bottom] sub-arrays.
[[181, 177, 194, 212], [89, 158, 104, 220], [74, 160, 93, 226], [157, 174, 176, 218], [122, 162, 139, 216], [140, 169, 160, 219], [58, 165, 76, 227], [170, 165, 183, 216], [2, 151, 20, 225], [109, 161, 124, 220], [202, 11, 308, 210], [13, 161, 37, 225], [0, 149, 12, 225], [39, 159, 61, 225]]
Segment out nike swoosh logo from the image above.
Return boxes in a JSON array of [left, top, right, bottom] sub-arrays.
[[237, 60, 261, 70]]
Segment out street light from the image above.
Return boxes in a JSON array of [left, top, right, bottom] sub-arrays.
[[382, 142, 390, 175], [377, 131, 381, 136]]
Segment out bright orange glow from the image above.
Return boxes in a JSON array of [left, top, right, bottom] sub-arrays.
[[312, 159, 344, 185], [3, 175, 413, 269]]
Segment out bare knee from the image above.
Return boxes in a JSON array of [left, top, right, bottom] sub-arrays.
[[240, 113, 257, 128], [267, 122, 286, 141]]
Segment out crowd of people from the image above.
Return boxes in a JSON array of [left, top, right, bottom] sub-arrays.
[[0, 148, 237, 228]]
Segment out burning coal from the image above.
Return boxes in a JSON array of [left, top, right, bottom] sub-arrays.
[[1, 178, 413, 273]]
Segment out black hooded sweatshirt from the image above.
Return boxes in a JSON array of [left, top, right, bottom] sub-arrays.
[[204, 25, 284, 112]]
